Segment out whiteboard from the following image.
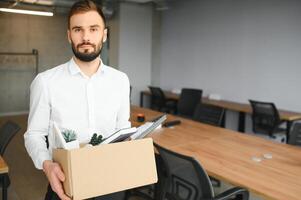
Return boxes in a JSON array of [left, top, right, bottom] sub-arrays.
[[0, 50, 38, 114]]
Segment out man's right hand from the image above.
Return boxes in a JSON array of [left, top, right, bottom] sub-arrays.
[[43, 160, 71, 200]]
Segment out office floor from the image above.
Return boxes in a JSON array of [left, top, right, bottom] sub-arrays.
[[0, 114, 263, 200], [0, 114, 48, 200]]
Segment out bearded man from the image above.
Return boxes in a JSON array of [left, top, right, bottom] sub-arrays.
[[24, 1, 131, 199]]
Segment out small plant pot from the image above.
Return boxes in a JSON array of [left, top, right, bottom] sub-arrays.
[[65, 140, 80, 150]]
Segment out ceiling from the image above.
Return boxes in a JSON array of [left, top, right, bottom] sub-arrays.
[[0, 0, 169, 8], [0, 0, 171, 18]]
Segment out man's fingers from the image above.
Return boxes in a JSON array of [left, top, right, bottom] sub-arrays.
[[44, 162, 69, 200], [56, 167, 65, 182], [57, 190, 71, 200], [53, 179, 71, 200]]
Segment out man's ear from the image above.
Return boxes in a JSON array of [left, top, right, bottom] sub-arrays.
[[67, 29, 71, 44], [102, 28, 108, 43]]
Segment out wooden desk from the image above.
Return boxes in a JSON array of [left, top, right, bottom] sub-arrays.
[[0, 157, 8, 174], [131, 105, 301, 200], [140, 90, 301, 137]]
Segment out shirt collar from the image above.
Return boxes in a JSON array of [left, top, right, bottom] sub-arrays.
[[68, 57, 106, 77]]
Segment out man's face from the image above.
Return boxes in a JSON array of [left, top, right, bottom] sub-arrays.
[[68, 11, 107, 62]]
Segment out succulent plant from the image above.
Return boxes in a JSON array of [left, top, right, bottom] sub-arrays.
[[89, 133, 103, 146], [62, 129, 77, 143]]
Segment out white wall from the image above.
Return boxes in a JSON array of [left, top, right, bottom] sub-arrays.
[[118, 2, 153, 105], [157, 0, 301, 112], [151, 8, 162, 86]]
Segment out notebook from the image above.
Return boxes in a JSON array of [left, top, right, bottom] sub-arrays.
[[101, 127, 137, 144], [130, 114, 167, 140]]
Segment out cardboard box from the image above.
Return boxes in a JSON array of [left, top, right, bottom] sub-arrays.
[[53, 138, 157, 200]]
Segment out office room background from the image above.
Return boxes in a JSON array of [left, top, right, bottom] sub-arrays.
[[2, 0, 300, 132], [1, 0, 301, 199]]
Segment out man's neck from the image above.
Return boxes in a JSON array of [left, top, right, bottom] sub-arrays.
[[73, 57, 101, 77]]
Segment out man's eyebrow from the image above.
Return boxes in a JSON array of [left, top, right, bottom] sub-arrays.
[[90, 25, 100, 28], [71, 26, 82, 30]]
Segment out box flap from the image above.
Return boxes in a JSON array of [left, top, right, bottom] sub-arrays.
[[53, 149, 73, 197], [69, 138, 157, 200]]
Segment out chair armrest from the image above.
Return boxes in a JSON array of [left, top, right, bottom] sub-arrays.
[[165, 192, 181, 200], [213, 187, 249, 200], [276, 119, 289, 129]]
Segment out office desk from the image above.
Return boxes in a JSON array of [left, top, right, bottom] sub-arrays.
[[131, 105, 301, 200], [0, 157, 8, 173], [140, 90, 301, 137], [0, 156, 9, 200]]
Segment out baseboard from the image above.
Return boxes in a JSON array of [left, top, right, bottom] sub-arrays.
[[0, 111, 29, 117]]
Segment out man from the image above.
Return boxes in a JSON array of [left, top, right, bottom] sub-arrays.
[[24, 1, 130, 200]]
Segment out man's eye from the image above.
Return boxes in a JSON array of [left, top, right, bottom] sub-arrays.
[[74, 29, 81, 32], [91, 28, 97, 32]]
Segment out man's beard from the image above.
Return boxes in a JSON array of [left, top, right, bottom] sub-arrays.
[[71, 41, 102, 62]]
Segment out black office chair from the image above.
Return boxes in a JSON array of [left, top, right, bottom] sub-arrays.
[[154, 143, 249, 200], [192, 103, 225, 187], [249, 100, 286, 142], [148, 86, 177, 113], [0, 121, 21, 200], [193, 103, 225, 127], [288, 122, 301, 146], [177, 88, 202, 118]]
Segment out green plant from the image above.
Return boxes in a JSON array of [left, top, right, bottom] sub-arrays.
[[89, 133, 103, 146], [62, 129, 77, 143]]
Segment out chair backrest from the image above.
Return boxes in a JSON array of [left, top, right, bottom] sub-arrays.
[[288, 122, 301, 146], [177, 88, 202, 118], [193, 103, 225, 127], [148, 86, 167, 110], [0, 121, 21, 155], [249, 100, 281, 136], [154, 143, 214, 200]]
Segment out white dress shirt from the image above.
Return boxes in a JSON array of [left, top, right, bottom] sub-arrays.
[[24, 58, 131, 169]]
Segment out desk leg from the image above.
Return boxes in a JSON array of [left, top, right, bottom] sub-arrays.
[[286, 121, 292, 143], [140, 92, 144, 107], [238, 112, 245, 133], [221, 112, 226, 128], [2, 174, 8, 200]]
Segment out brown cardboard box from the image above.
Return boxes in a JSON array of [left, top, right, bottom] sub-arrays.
[[53, 138, 157, 200]]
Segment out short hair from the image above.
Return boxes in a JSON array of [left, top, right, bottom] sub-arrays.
[[68, 0, 106, 29]]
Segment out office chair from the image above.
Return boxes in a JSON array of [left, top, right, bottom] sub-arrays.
[[192, 103, 225, 187], [0, 121, 21, 200], [177, 88, 202, 118], [288, 122, 301, 146], [249, 100, 286, 143], [148, 86, 177, 113], [154, 143, 249, 200], [193, 103, 225, 127]]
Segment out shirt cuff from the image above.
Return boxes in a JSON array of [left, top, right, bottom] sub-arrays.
[[35, 151, 52, 170]]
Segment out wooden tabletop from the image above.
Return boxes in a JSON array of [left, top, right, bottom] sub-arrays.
[[0, 156, 8, 174], [141, 90, 301, 121], [131, 105, 301, 200]]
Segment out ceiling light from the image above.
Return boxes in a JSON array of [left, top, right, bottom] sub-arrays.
[[0, 8, 53, 16]]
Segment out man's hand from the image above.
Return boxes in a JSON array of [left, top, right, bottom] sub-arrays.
[[43, 160, 71, 200]]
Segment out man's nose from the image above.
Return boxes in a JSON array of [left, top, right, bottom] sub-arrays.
[[82, 30, 90, 42]]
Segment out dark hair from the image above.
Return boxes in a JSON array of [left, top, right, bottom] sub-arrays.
[[68, 0, 106, 29]]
